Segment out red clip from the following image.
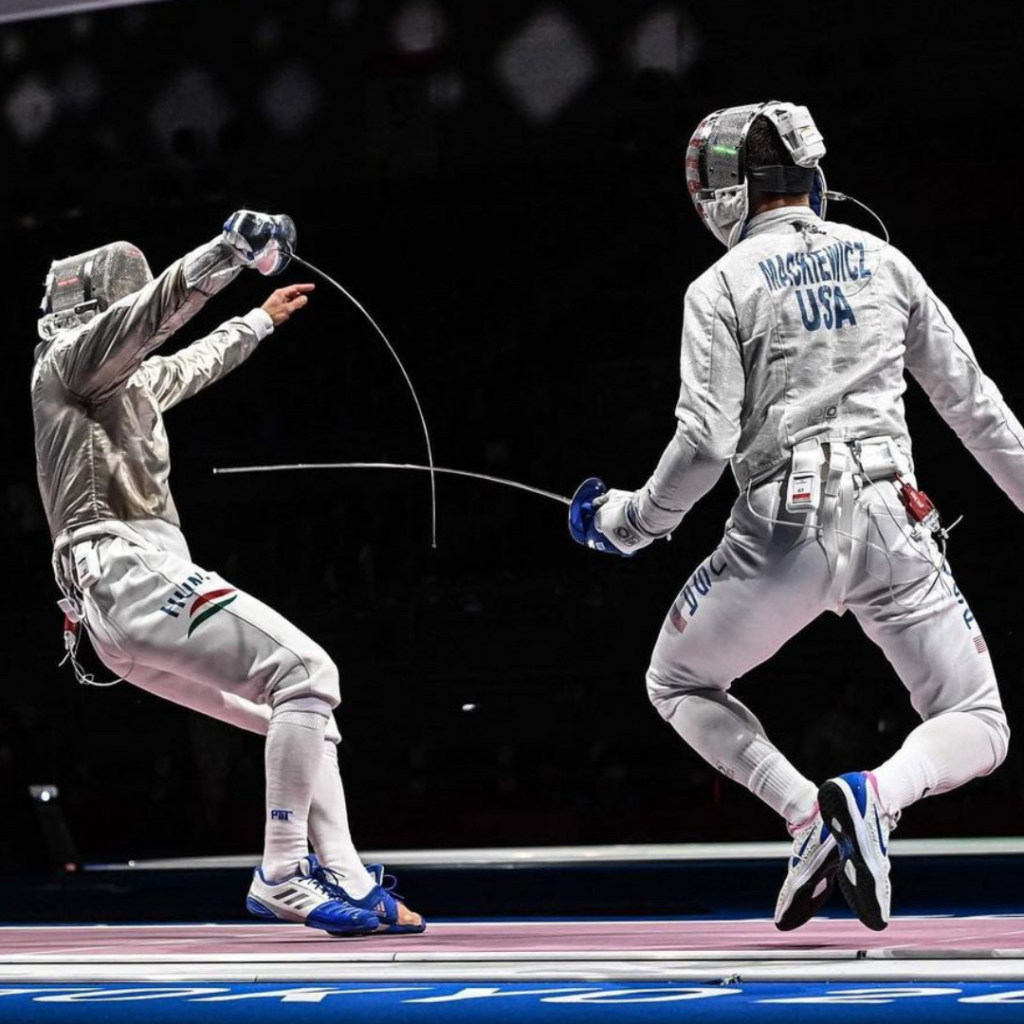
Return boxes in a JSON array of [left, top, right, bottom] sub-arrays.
[[896, 475, 941, 533]]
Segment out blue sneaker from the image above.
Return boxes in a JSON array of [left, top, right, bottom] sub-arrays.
[[818, 772, 897, 931], [313, 860, 427, 935], [774, 807, 840, 931], [246, 855, 380, 936]]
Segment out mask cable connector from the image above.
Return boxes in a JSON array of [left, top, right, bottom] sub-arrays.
[[825, 190, 890, 245]]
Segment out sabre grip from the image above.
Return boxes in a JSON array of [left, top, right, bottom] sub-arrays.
[[568, 478, 652, 557]]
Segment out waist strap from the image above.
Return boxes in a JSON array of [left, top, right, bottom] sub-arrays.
[[53, 520, 148, 556], [787, 436, 911, 481], [850, 436, 911, 480]]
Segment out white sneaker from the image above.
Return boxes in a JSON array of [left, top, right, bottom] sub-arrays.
[[246, 856, 380, 935], [818, 771, 897, 931], [774, 806, 841, 931]]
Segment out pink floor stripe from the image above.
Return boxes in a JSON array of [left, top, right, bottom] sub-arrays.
[[2, 918, 1024, 958]]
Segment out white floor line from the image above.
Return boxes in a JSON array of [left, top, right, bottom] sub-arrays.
[[83, 836, 1024, 872], [2, 958, 1024, 984], [2, 916, 1014, 933], [7, 948, 1022, 965]]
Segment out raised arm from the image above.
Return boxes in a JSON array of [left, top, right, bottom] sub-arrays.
[[903, 261, 1024, 512], [134, 284, 314, 411], [52, 210, 297, 406], [54, 238, 243, 404]]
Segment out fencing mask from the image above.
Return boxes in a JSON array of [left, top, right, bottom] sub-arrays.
[[685, 101, 827, 249], [38, 242, 153, 340]]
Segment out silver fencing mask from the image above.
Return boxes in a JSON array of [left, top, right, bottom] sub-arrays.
[[685, 101, 827, 249], [38, 241, 154, 340]]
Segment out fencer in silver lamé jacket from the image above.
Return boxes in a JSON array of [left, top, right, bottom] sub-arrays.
[[32, 238, 272, 541], [633, 206, 1024, 535]]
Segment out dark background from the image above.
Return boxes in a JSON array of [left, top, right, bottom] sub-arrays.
[[1, 0, 1022, 869]]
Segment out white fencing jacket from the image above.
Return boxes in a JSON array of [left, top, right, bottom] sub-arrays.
[[33, 238, 271, 540], [634, 206, 1024, 534]]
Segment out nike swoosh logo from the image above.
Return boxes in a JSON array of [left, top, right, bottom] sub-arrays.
[[874, 808, 888, 855], [792, 833, 813, 867]]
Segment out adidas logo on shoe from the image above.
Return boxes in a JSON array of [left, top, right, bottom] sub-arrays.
[[247, 857, 379, 936]]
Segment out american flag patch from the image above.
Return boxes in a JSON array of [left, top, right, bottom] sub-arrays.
[[669, 607, 688, 634], [974, 635, 988, 654]]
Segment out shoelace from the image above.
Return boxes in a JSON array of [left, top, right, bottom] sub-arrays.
[[314, 863, 405, 902], [307, 872, 340, 900], [378, 871, 403, 899], [311, 864, 349, 898]]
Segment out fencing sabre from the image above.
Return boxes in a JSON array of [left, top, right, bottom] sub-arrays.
[[213, 244, 570, 531], [213, 461, 572, 507], [284, 252, 440, 546]]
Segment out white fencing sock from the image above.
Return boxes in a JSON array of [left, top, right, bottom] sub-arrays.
[[262, 705, 329, 882], [308, 740, 376, 899], [872, 709, 1010, 813], [664, 689, 819, 828]]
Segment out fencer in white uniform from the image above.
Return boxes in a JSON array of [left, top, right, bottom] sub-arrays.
[[32, 212, 423, 935], [570, 103, 1017, 931]]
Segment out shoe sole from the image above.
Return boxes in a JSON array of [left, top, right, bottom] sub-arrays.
[[328, 922, 426, 937], [775, 842, 841, 932], [379, 921, 427, 935], [819, 779, 888, 931], [248, 895, 379, 936], [246, 896, 277, 920], [311, 921, 380, 937]]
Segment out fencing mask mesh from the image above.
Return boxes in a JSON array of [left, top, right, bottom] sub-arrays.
[[686, 101, 827, 249]]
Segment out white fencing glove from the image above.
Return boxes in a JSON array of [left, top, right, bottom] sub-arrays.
[[568, 477, 661, 557]]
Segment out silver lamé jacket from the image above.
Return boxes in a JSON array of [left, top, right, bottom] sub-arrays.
[[633, 207, 1024, 534], [32, 238, 273, 541]]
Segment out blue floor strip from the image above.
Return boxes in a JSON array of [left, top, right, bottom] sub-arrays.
[[2, 983, 1024, 1022]]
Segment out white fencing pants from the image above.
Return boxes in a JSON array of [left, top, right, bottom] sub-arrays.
[[61, 520, 358, 871], [74, 525, 340, 712], [646, 447, 1009, 823]]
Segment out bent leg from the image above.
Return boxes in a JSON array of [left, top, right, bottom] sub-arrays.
[[82, 536, 347, 879], [82, 537, 341, 711], [95, 662, 343, 744], [103, 659, 353, 870], [103, 661, 275, 735], [871, 709, 1007, 812], [847, 509, 1009, 812], [655, 684, 819, 825], [647, 484, 830, 826]]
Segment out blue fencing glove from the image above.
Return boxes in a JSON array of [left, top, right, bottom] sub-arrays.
[[568, 477, 657, 557], [223, 211, 297, 276]]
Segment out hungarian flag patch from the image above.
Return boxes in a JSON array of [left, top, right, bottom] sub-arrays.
[[187, 588, 238, 637]]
